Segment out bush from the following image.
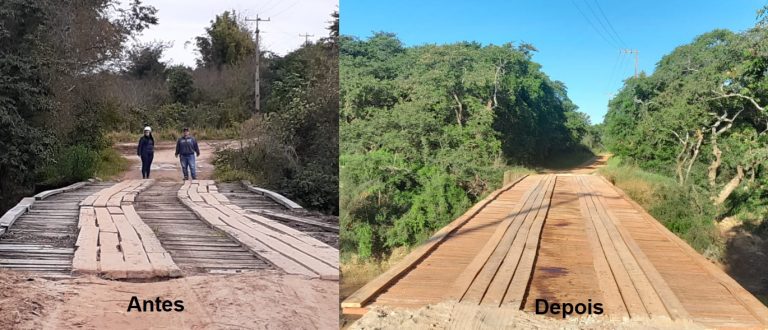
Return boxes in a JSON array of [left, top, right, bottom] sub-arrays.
[[39, 145, 100, 186]]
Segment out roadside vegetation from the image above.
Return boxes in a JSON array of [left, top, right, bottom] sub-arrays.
[[339, 33, 595, 267], [601, 8, 768, 262], [0, 2, 339, 216]]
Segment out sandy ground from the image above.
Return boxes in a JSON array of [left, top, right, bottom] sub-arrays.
[[2, 270, 338, 329], [116, 140, 238, 181], [350, 302, 704, 330]]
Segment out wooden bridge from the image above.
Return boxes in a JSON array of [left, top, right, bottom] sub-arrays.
[[0, 179, 338, 280], [342, 174, 768, 328]]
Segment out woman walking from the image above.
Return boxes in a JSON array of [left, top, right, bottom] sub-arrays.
[[137, 126, 155, 179]]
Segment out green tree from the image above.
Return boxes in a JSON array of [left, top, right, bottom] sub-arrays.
[[166, 65, 194, 104], [124, 42, 168, 79], [195, 11, 255, 68]]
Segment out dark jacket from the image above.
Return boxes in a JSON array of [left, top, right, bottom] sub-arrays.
[[175, 136, 200, 156], [137, 135, 155, 156]]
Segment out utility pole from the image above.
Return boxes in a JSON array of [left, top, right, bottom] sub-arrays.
[[245, 15, 270, 114], [621, 49, 639, 78], [299, 33, 314, 45]]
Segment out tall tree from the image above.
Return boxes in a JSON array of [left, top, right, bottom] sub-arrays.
[[195, 11, 255, 68]]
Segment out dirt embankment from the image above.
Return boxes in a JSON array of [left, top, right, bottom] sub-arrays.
[[3, 270, 338, 329]]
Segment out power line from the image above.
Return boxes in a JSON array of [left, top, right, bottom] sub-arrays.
[[582, 0, 623, 48], [591, 0, 627, 48], [271, 1, 300, 19], [571, 0, 620, 49]]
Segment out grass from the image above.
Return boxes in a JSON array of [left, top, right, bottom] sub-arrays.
[[95, 148, 130, 180], [503, 166, 535, 185], [598, 156, 723, 261], [106, 127, 240, 143], [340, 248, 409, 301]]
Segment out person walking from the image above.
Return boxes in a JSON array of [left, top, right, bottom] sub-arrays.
[[137, 126, 155, 179], [175, 127, 200, 180]]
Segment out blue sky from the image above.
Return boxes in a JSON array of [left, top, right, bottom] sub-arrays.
[[341, 0, 765, 123]]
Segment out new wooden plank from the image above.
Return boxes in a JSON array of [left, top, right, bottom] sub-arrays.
[[241, 180, 302, 209], [577, 176, 648, 318], [583, 176, 689, 320], [453, 176, 545, 303], [342, 175, 530, 309], [596, 175, 768, 325], [502, 175, 557, 308]]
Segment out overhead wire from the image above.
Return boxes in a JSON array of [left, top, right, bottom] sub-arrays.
[[571, 0, 620, 49], [591, 0, 627, 48], [582, 0, 624, 48]]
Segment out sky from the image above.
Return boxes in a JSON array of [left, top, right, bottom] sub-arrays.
[[341, 0, 765, 123], [134, 0, 338, 67]]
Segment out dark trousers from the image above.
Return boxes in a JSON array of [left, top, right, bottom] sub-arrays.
[[141, 153, 154, 178]]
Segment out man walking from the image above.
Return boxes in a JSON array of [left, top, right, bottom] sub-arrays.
[[175, 127, 200, 180]]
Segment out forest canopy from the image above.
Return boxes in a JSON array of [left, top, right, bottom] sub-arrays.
[[603, 24, 768, 233], [340, 33, 591, 259]]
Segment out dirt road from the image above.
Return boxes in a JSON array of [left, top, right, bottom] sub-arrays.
[[116, 140, 237, 181]]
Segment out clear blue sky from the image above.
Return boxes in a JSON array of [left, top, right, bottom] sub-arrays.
[[341, 0, 765, 123]]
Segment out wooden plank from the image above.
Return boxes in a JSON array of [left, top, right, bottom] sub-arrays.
[[247, 209, 339, 232], [451, 176, 544, 303], [502, 175, 557, 308], [244, 213, 337, 248], [0, 197, 35, 228], [341, 175, 529, 309], [576, 178, 628, 318], [597, 175, 768, 325], [95, 207, 117, 233], [576, 176, 647, 318], [241, 180, 302, 209], [583, 177, 685, 319], [78, 207, 96, 228], [188, 184, 204, 202], [216, 213, 337, 278], [220, 209, 337, 269], [93, 181, 129, 207], [34, 181, 87, 200]]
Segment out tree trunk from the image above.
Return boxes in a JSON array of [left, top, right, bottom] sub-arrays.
[[452, 92, 463, 127], [684, 129, 704, 183], [707, 137, 721, 187], [715, 165, 744, 205]]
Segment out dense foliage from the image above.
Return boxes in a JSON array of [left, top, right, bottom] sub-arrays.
[[340, 33, 590, 259], [604, 23, 768, 240], [214, 12, 340, 215], [0, 0, 156, 213]]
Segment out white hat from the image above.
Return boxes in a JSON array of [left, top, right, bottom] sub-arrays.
[[144, 126, 152, 132]]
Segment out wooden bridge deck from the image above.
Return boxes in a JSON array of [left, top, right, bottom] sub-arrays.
[[136, 182, 273, 275], [342, 174, 768, 328], [0, 182, 112, 278]]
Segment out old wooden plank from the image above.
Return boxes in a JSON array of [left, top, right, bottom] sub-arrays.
[[246, 209, 339, 232]]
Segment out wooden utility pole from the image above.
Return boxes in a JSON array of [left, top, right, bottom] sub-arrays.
[[621, 49, 639, 78], [246, 15, 270, 113], [299, 33, 314, 45]]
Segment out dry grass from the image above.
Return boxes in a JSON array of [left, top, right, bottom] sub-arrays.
[[340, 247, 410, 301]]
